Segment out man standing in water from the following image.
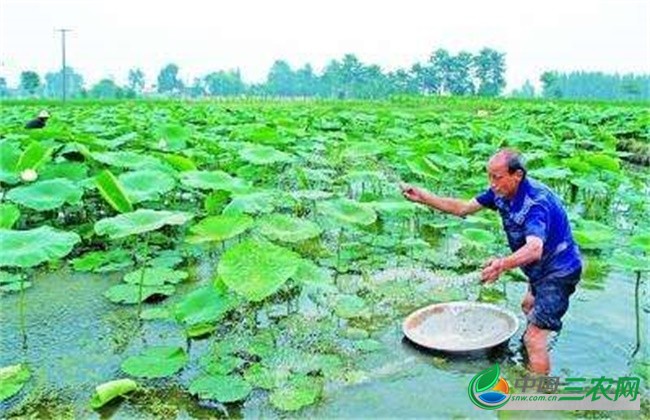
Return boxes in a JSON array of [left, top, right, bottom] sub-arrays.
[[401, 149, 582, 374]]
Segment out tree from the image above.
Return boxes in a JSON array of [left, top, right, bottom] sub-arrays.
[[446, 52, 475, 95], [157, 63, 183, 94], [89, 79, 124, 99], [265, 60, 295, 96], [294, 64, 318, 96], [0, 77, 8, 97], [474, 48, 506, 97], [204, 70, 245, 96], [540, 71, 562, 98], [428, 49, 451, 94], [511, 80, 535, 98], [20, 71, 41, 95], [127, 68, 145, 94], [43, 68, 84, 98]]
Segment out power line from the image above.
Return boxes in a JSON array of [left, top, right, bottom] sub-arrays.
[[56, 29, 72, 102]]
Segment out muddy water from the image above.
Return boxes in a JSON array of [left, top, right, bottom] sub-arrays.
[[1, 264, 647, 418]]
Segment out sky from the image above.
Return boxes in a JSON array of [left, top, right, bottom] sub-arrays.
[[1, 0, 648, 92]]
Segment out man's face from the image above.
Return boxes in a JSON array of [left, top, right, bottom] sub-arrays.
[[487, 158, 523, 199]]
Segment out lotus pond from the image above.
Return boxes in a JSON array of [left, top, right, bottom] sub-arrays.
[[0, 98, 648, 418]]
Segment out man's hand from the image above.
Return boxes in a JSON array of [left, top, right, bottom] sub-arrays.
[[481, 257, 505, 283], [401, 183, 427, 204]]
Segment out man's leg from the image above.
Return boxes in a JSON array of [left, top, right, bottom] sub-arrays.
[[523, 323, 550, 375], [521, 289, 534, 315]]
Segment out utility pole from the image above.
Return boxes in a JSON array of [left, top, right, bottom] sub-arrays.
[[56, 29, 72, 102]]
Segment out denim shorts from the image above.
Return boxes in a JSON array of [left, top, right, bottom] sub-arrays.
[[528, 268, 582, 332]]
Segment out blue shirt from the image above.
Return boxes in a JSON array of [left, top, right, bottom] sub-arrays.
[[475, 177, 582, 281]]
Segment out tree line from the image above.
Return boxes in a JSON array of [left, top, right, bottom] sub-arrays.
[[1, 48, 648, 101], [0, 48, 506, 99]]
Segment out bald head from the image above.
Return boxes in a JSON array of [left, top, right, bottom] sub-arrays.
[[489, 149, 526, 176]]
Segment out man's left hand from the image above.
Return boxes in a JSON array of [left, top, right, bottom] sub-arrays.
[[481, 258, 506, 283]]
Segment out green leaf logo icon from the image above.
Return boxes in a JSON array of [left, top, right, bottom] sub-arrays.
[[475, 363, 500, 393]]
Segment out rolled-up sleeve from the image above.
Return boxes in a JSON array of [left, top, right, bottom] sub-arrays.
[[475, 189, 497, 210]]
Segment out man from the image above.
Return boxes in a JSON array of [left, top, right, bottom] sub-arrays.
[[24, 110, 50, 129], [401, 149, 582, 374]]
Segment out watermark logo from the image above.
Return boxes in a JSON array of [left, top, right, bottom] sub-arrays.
[[468, 364, 511, 410], [468, 364, 641, 411]]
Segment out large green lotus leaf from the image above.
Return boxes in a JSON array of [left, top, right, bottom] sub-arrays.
[[94, 209, 193, 239], [89, 378, 137, 409], [119, 170, 176, 203], [0, 364, 30, 402], [369, 200, 417, 217], [6, 178, 83, 211], [291, 190, 333, 201], [317, 198, 377, 226], [161, 153, 197, 171], [92, 151, 164, 170], [239, 144, 293, 165], [244, 363, 288, 390], [406, 156, 441, 179], [189, 374, 252, 403], [39, 162, 88, 182], [269, 375, 322, 412], [174, 285, 241, 326], [123, 267, 188, 286], [16, 141, 53, 171], [257, 214, 322, 243], [180, 170, 249, 193], [291, 259, 332, 286], [104, 283, 176, 304], [0, 204, 20, 229], [217, 239, 301, 302], [609, 250, 650, 273], [95, 170, 134, 214], [222, 191, 277, 215], [186, 214, 254, 244], [121, 347, 187, 378], [154, 124, 190, 151], [0, 226, 80, 268], [334, 294, 369, 319], [0, 140, 21, 184]]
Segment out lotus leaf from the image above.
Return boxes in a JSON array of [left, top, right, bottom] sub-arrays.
[[6, 178, 83, 211], [94, 209, 193, 239], [121, 347, 187, 378], [186, 214, 253, 244], [269, 375, 322, 411], [189, 374, 252, 402], [0, 364, 30, 402], [257, 214, 322, 243], [89, 378, 137, 409], [0, 204, 20, 229], [119, 170, 175, 203], [174, 285, 240, 326], [317, 198, 377, 226], [123, 267, 188, 286], [0, 226, 80, 268], [239, 144, 293, 165], [218, 239, 301, 302], [180, 170, 249, 192], [95, 170, 134, 213]]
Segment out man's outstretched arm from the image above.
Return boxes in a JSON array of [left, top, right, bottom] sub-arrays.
[[401, 184, 484, 217]]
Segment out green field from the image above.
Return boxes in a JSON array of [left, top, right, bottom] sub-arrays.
[[1, 98, 648, 417]]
